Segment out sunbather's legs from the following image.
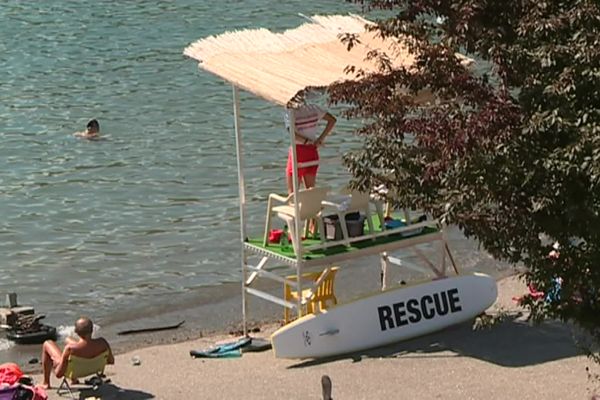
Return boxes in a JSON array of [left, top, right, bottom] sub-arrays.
[[41, 339, 62, 388]]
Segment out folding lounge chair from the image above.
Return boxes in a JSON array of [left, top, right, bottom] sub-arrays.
[[57, 350, 109, 399]]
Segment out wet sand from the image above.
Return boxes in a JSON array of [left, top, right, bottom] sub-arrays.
[[30, 275, 598, 400]]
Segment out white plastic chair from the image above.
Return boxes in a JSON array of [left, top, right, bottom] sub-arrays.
[[263, 187, 329, 254], [321, 190, 375, 245]]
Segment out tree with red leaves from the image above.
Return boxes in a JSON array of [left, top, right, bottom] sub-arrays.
[[329, 1, 600, 346]]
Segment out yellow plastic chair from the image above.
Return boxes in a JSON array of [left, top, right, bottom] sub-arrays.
[[57, 350, 109, 399], [263, 187, 329, 254], [284, 267, 339, 324]]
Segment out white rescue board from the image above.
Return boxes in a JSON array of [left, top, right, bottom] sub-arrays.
[[271, 273, 497, 359]]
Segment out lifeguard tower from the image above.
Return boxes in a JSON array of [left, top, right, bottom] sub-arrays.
[[184, 15, 496, 358]]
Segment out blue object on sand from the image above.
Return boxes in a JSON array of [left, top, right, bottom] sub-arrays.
[[189, 349, 242, 358], [190, 337, 251, 358]]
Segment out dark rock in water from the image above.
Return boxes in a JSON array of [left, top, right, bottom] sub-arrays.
[[28, 358, 39, 364], [6, 313, 56, 344], [6, 324, 57, 345]]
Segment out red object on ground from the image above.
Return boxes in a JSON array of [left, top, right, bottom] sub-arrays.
[[527, 283, 545, 299], [30, 385, 48, 400], [512, 283, 545, 304], [269, 229, 283, 244], [527, 284, 545, 300], [0, 363, 23, 385]]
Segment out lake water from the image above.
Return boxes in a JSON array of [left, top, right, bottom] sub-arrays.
[[0, 1, 511, 362]]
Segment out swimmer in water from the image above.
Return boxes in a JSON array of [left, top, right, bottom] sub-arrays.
[[74, 119, 100, 139]]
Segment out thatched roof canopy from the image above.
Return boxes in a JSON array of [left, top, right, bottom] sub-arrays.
[[183, 15, 418, 107]]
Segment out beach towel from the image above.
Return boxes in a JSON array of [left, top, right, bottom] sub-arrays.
[[0, 364, 23, 386], [190, 337, 251, 358]]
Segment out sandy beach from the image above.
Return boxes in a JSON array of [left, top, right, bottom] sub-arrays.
[[28, 275, 597, 400]]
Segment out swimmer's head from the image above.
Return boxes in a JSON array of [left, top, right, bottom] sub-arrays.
[[86, 119, 100, 134]]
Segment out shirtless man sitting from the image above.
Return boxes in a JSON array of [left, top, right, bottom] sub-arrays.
[[41, 316, 114, 389]]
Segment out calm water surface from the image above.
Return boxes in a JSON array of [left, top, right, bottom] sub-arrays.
[[0, 0, 364, 349], [0, 1, 508, 360]]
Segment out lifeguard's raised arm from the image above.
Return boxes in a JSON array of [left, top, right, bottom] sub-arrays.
[[314, 112, 336, 146]]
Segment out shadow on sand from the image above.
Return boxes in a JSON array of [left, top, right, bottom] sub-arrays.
[[288, 313, 584, 369], [76, 383, 154, 400]]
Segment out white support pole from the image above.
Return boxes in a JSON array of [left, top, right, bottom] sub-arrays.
[[445, 241, 460, 275], [380, 252, 388, 290], [232, 85, 248, 337], [403, 208, 411, 225], [286, 107, 303, 321], [245, 256, 269, 286], [439, 237, 447, 277], [442, 225, 460, 275], [286, 108, 302, 258]]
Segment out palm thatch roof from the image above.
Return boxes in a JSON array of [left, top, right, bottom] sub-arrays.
[[183, 15, 418, 107]]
